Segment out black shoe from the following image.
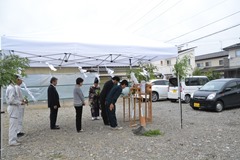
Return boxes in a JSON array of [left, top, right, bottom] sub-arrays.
[[17, 132, 25, 137], [51, 126, 60, 130]]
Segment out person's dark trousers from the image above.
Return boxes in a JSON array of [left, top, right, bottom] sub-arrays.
[[91, 103, 100, 117], [106, 104, 117, 128], [75, 106, 83, 131], [50, 107, 58, 129], [100, 100, 109, 125]]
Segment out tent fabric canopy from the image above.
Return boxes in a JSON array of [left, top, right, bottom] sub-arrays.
[[1, 36, 177, 67]]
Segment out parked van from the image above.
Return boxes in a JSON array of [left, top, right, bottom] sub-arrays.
[[168, 76, 209, 103]]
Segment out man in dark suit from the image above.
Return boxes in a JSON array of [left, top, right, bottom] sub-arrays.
[[99, 76, 120, 125], [106, 80, 128, 129], [47, 77, 61, 129]]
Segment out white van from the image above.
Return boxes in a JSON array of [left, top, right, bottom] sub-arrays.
[[168, 76, 209, 103]]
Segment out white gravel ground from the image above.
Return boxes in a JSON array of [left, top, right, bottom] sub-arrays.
[[1, 99, 240, 160]]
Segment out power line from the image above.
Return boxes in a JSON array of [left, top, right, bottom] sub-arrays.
[[186, 37, 240, 44], [131, 0, 183, 33], [166, 10, 240, 42], [113, 1, 154, 26], [150, 0, 230, 36], [125, 0, 166, 30], [178, 23, 240, 46]]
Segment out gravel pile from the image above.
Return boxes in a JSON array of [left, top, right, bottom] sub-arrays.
[[1, 99, 240, 160]]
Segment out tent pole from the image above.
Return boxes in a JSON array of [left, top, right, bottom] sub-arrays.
[[129, 59, 132, 70], [178, 73, 183, 129], [176, 52, 183, 129]]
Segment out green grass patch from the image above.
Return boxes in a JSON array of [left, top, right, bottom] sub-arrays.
[[143, 129, 164, 137]]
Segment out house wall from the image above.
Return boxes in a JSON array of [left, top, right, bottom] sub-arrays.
[[228, 49, 240, 67], [152, 57, 176, 76], [196, 57, 224, 68], [152, 48, 195, 78]]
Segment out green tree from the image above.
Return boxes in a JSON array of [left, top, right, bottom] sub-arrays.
[[204, 68, 221, 80], [192, 67, 203, 76], [0, 54, 29, 86], [0, 54, 29, 108], [0, 54, 29, 106], [172, 54, 192, 80], [193, 67, 221, 80], [126, 63, 157, 82]]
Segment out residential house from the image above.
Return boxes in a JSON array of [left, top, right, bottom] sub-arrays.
[[152, 47, 195, 79], [222, 43, 240, 78], [195, 51, 228, 77]]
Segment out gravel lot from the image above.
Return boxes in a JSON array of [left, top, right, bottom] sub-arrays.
[[1, 99, 240, 160]]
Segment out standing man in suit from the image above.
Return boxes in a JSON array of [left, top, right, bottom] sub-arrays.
[[99, 76, 120, 125], [48, 77, 61, 130]]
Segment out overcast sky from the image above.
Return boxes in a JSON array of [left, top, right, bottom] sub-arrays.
[[1, 0, 240, 55]]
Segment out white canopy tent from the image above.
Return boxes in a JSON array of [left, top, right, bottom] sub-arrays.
[[1, 32, 179, 158], [1, 34, 177, 67]]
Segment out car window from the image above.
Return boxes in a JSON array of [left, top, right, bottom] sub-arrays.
[[238, 81, 240, 89], [190, 78, 199, 85], [164, 81, 169, 85], [225, 81, 238, 91], [153, 80, 168, 85], [185, 77, 209, 86], [154, 81, 162, 85], [200, 81, 225, 91], [185, 78, 190, 86], [185, 78, 199, 86], [199, 78, 209, 85], [169, 78, 178, 86]]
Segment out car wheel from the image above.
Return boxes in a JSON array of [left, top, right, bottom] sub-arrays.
[[184, 95, 191, 103], [215, 101, 224, 112], [152, 92, 159, 102]]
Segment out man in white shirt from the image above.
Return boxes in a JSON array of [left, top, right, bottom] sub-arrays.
[[5, 75, 26, 146], [15, 76, 26, 137]]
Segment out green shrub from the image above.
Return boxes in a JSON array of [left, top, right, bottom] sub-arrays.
[[143, 129, 164, 137]]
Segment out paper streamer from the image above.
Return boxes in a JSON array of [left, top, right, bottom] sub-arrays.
[[78, 66, 88, 78], [130, 72, 139, 84], [22, 82, 37, 102], [46, 62, 57, 71], [106, 67, 114, 77]]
